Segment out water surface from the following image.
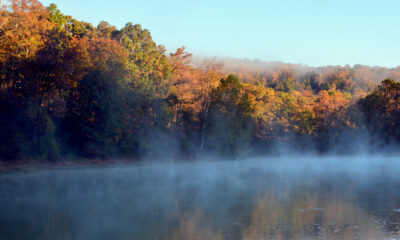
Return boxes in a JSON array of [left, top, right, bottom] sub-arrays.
[[1, 156, 400, 240]]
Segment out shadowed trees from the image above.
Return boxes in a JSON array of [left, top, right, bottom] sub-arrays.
[[359, 79, 400, 145], [206, 75, 254, 156]]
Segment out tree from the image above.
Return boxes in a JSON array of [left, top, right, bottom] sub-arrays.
[[63, 36, 129, 157], [313, 90, 354, 151], [168, 47, 195, 133], [359, 79, 400, 144], [197, 58, 223, 151], [65, 70, 125, 157], [47, 3, 66, 30], [115, 23, 173, 152], [275, 69, 296, 92], [324, 68, 354, 92], [0, 0, 55, 108], [207, 75, 254, 156], [116, 22, 171, 95], [97, 21, 117, 39]]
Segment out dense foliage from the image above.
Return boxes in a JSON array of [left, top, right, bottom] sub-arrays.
[[1, 0, 400, 161]]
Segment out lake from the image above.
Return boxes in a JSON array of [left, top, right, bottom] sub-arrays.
[[1, 156, 400, 240]]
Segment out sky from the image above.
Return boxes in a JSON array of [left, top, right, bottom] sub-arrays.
[[40, 0, 400, 67]]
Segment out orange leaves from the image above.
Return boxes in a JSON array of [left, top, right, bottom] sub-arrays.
[[169, 46, 192, 74], [0, 0, 54, 61], [69, 36, 128, 76], [9, 0, 45, 14], [314, 90, 350, 116], [313, 90, 355, 135]]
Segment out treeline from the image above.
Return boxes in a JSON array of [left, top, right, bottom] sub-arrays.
[[194, 57, 400, 94], [1, 0, 400, 161]]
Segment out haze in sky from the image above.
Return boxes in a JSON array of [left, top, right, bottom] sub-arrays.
[[40, 0, 400, 67]]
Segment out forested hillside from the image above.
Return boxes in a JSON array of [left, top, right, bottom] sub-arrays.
[[193, 57, 400, 94], [1, 0, 400, 161]]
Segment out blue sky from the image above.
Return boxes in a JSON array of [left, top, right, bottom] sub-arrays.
[[40, 0, 400, 67]]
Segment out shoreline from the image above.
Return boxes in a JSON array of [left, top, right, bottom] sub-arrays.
[[0, 159, 141, 174]]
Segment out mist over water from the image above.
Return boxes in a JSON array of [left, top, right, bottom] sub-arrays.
[[1, 156, 400, 240]]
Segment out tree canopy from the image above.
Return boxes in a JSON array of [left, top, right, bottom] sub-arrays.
[[1, 0, 400, 161]]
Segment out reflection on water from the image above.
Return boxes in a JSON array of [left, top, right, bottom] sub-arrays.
[[1, 157, 400, 240]]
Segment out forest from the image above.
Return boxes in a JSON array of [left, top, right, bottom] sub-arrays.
[[1, 0, 400, 161]]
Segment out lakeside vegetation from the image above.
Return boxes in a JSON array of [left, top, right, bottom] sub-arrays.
[[1, 0, 400, 161]]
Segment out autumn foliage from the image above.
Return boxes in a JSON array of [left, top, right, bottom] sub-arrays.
[[1, 0, 400, 161]]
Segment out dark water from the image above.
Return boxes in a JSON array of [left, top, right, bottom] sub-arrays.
[[1, 156, 400, 240]]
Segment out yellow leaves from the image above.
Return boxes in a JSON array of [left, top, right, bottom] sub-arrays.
[[236, 83, 357, 137], [312, 90, 355, 133]]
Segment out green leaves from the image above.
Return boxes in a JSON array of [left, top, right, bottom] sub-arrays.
[[118, 22, 171, 95]]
